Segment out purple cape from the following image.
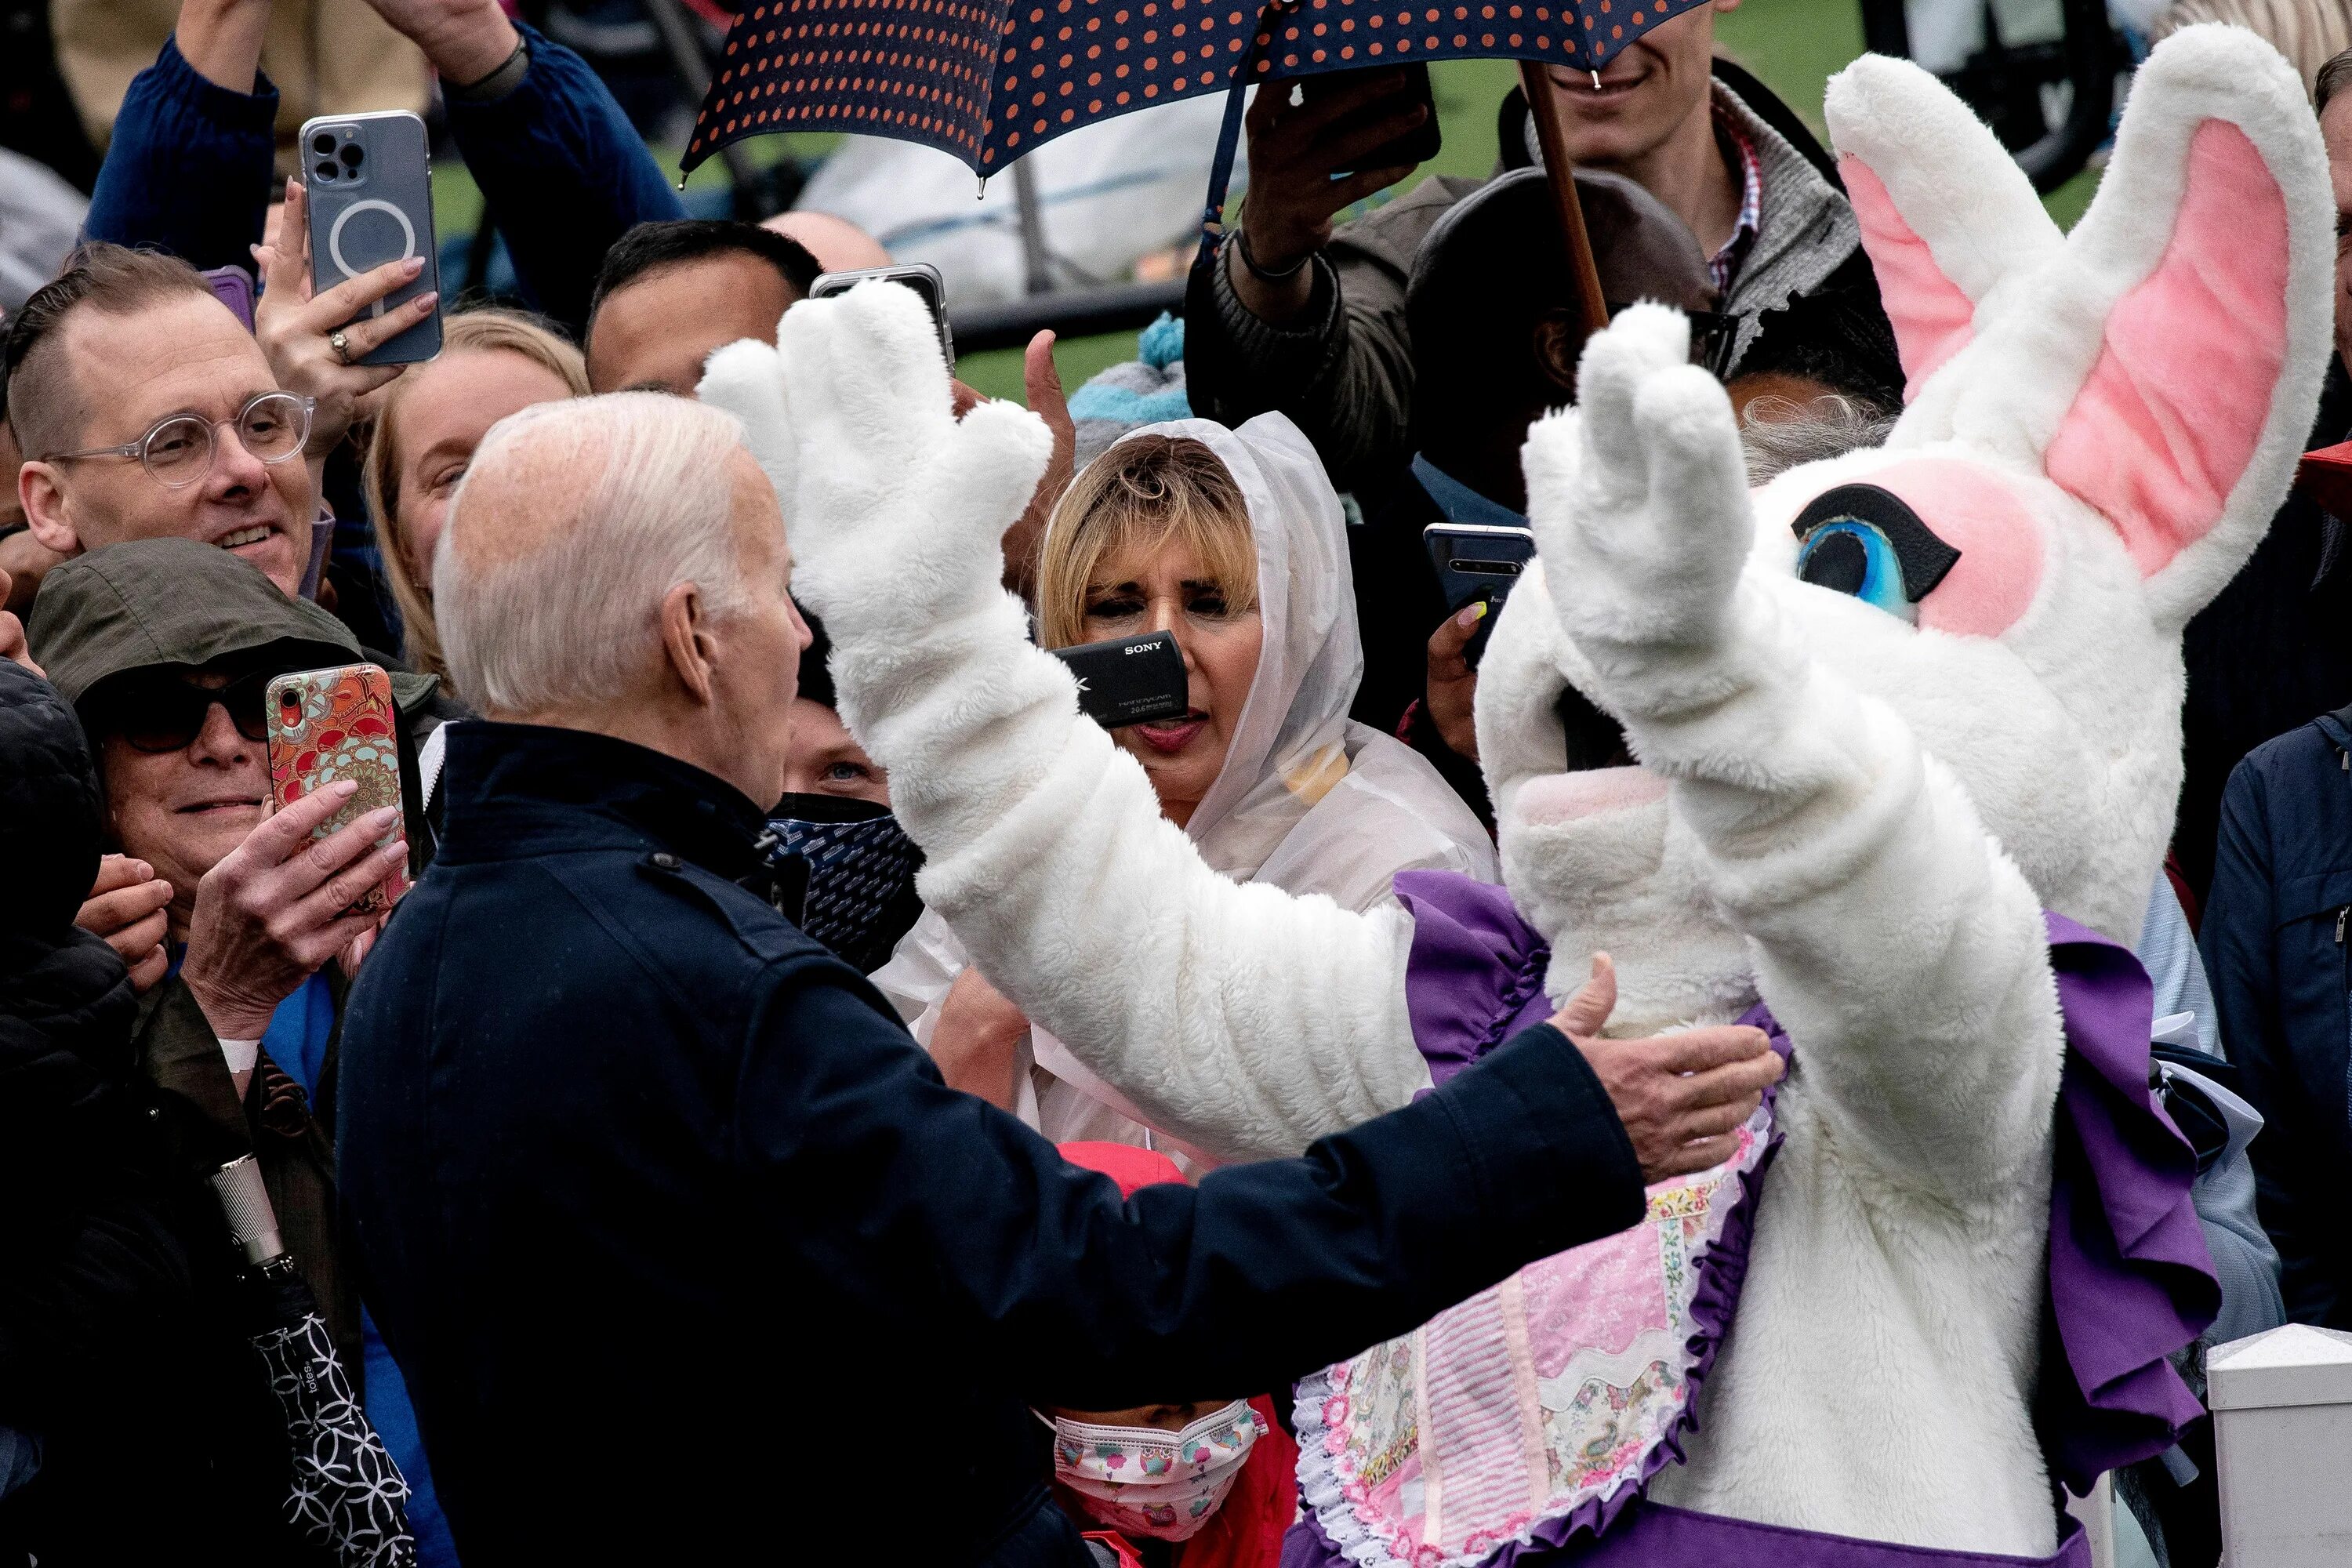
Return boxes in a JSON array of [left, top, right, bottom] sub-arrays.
[[1284, 872, 2217, 1568]]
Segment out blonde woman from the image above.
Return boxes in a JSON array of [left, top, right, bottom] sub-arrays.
[[361, 309, 588, 682], [874, 413, 1494, 1158]]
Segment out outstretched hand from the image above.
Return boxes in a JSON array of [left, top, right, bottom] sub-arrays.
[[700, 279, 1052, 633], [1551, 953, 1782, 1183]]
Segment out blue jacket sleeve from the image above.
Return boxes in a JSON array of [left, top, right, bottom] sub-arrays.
[[744, 972, 1649, 1410], [444, 24, 686, 338], [2201, 753, 2340, 1327], [82, 35, 278, 271]]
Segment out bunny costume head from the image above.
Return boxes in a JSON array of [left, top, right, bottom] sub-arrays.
[[1482, 30, 2328, 1040]]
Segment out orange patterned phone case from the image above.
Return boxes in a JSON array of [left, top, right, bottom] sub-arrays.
[[266, 663, 408, 915]]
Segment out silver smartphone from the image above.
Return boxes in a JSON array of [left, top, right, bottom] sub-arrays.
[[298, 110, 441, 366], [808, 263, 953, 367]]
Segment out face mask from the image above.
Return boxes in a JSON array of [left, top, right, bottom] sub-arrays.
[[1040, 1399, 1264, 1542], [767, 794, 925, 973]]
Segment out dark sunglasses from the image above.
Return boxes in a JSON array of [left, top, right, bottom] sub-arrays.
[[95, 669, 278, 754]]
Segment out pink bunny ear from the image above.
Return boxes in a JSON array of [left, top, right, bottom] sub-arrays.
[[1975, 25, 2332, 626], [1826, 56, 2061, 405], [2042, 118, 2290, 586]]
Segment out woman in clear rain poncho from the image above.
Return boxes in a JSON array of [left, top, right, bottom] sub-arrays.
[[873, 412, 1495, 1163]]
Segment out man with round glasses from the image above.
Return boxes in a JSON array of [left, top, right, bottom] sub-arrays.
[[4, 246, 340, 598]]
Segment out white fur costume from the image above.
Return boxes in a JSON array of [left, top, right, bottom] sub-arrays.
[[702, 26, 2326, 1556]]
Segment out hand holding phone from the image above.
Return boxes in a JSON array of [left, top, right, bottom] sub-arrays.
[[1423, 522, 1536, 669], [296, 111, 442, 367], [267, 663, 411, 915], [254, 175, 437, 459], [1237, 66, 1439, 296]]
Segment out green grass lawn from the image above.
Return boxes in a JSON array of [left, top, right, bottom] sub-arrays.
[[429, 0, 2099, 399]]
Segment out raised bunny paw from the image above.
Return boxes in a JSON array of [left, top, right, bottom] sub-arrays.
[[701, 279, 1051, 638], [1522, 303, 1752, 702]]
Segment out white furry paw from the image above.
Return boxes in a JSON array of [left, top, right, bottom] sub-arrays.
[[706, 280, 1053, 632], [1522, 303, 1751, 662]]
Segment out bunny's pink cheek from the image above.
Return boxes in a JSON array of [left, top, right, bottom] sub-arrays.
[[1870, 458, 2045, 637]]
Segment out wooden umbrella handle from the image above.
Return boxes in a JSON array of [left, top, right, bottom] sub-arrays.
[[1518, 60, 1611, 344]]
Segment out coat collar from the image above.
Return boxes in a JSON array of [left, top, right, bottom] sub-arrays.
[[434, 720, 774, 884]]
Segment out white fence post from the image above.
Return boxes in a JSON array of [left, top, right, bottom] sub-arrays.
[[2208, 1323, 2352, 1566]]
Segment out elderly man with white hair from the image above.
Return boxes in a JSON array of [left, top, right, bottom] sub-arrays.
[[331, 330, 1771, 1566]]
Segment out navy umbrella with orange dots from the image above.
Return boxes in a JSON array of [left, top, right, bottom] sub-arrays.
[[679, 0, 1715, 334]]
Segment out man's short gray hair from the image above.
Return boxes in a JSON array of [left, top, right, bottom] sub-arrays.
[[1740, 394, 1899, 485], [434, 392, 753, 716]]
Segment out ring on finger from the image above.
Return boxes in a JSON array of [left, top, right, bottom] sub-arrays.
[[328, 328, 352, 365]]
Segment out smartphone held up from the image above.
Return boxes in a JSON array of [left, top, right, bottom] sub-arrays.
[[267, 663, 410, 916], [810, 263, 956, 367], [299, 111, 442, 366]]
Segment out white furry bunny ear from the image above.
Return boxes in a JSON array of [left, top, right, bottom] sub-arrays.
[[1837, 26, 2330, 632], [1826, 53, 2063, 408], [2014, 25, 2332, 626]]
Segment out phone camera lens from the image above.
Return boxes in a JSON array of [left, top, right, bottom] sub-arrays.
[[312, 132, 336, 154], [315, 159, 339, 180], [340, 144, 365, 169]]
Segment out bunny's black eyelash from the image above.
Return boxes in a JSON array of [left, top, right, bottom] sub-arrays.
[[1790, 485, 1963, 611]]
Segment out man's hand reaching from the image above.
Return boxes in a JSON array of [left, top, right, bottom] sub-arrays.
[[1552, 953, 1782, 1184]]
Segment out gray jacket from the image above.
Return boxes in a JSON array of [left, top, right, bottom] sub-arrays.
[[1185, 70, 1900, 491]]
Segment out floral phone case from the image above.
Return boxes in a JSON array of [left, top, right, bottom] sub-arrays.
[[266, 663, 408, 915]]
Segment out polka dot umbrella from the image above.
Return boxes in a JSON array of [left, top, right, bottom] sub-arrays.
[[680, 0, 1713, 182]]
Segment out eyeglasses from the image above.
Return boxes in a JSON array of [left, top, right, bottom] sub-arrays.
[[94, 669, 278, 754], [42, 392, 315, 490]]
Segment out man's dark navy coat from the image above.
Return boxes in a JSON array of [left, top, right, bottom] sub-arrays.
[[2201, 703, 2352, 1329], [338, 722, 1645, 1564]]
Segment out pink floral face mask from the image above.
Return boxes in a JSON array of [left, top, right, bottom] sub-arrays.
[[1040, 1399, 1265, 1541]]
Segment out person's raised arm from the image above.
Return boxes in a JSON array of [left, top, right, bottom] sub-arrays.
[[1183, 73, 1428, 488], [1525, 306, 2063, 1202], [702, 285, 1427, 1163], [356, 0, 684, 336], [82, 0, 279, 269]]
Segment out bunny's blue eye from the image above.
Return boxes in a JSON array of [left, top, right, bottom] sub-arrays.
[[1790, 484, 1962, 623], [1796, 521, 1910, 616]]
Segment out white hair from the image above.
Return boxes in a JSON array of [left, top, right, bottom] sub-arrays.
[[1738, 394, 1898, 485], [434, 392, 753, 716]]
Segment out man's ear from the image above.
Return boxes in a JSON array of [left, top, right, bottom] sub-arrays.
[[658, 580, 720, 707], [19, 462, 83, 557], [1533, 312, 1583, 395]]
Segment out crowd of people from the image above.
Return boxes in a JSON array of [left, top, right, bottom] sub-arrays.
[[0, 0, 2347, 1565]]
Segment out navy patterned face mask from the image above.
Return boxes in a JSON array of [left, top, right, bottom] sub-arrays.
[[766, 794, 925, 974]]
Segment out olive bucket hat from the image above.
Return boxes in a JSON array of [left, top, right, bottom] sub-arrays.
[[28, 538, 437, 717]]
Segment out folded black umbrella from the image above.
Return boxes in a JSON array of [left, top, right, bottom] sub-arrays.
[[211, 1156, 417, 1568]]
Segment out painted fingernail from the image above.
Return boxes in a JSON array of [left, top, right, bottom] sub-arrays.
[[402, 256, 425, 276], [415, 291, 438, 310], [365, 805, 401, 828], [332, 779, 361, 796], [1457, 601, 1487, 628], [383, 839, 409, 858]]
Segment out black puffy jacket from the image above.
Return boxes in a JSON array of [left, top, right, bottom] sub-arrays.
[[0, 660, 325, 1567]]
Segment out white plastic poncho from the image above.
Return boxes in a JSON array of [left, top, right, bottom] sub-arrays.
[[873, 412, 1495, 1163]]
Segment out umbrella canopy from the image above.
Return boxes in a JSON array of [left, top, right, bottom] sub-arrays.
[[682, 0, 1714, 178]]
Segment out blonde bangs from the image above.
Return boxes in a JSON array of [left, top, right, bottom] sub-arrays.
[[1036, 435, 1258, 649]]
